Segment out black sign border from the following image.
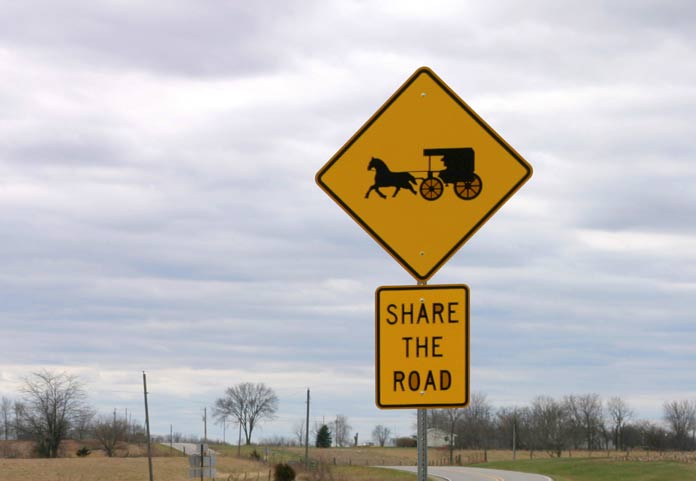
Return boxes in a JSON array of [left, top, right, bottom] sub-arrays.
[[316, 66, 533, 281], [375, 284, 470, 410]]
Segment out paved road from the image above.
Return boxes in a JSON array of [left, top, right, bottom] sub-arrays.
[[383, 466, 553, 481], [166, 442, 217, 455]]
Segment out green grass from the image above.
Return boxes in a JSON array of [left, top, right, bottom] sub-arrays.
[[477, 457, 696, 481]]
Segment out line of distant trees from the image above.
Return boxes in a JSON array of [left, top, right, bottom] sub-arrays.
[[3, 371, 696, 458], [1, 370, 149, 457], [1, 371, 282, 458], [427, 392, 696, 459], [259, 393, 696, 456]]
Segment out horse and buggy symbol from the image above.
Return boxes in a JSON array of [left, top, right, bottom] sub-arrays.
[[365, 147, 483, 201]]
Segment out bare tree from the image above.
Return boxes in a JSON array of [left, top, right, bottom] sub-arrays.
[[292, 418, 306, 446], [565, 394, 604, 451], [1, 397, 12, 440], [458, 392, 493, 453], [638, 419, 670, 450], [333, 414, 352, 447], [13, 401, 27, 440], [496, 407, 525, 457], [606, 397, 633, 451], [93, 415, 128, 457], [515, 407, 534, 458], [531, 396, 568, 457], [18, 370, 88, 457], [663, 399, 696, 450], [430, 408, 464, 462], [212, 382, 278, 445], [71, 406, 97, 441], [562, 395, 582, 451], [372, 424, 391, 447]]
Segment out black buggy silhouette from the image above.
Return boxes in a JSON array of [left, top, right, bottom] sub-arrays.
[[365, 147, 483, 201], [418, 148, 483, 201]]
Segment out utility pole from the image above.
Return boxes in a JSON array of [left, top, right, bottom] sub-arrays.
[[203, 407, 207, 443], [200, 442, 204, 481], [512, 420, 517, 461], [304, 388, 310, 469], [143, 371, 154, 481]]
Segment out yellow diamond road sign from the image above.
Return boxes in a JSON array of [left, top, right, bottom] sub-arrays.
[[376, 284, 469, 409], [316, 67, 533, 280]]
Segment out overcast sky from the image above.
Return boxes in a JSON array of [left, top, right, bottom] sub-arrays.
[[1, 0, 695, 443]]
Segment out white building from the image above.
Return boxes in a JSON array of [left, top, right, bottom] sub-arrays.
[[426, 428, 453, 448]]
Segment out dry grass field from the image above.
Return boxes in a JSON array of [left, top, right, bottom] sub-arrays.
[[0, 440, 181, 459], [267, 445, 696, 466], [0, 442, 417, 481], [0, 454, 417, 481], [0, 449, 289, 481], [0, 457, 185, 481], [2, 441, 696, 481]]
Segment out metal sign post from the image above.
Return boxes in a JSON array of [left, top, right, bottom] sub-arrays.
[[417, 280, 427, 481], [417, 408, 428, 481], [375, 280, 469, 479]]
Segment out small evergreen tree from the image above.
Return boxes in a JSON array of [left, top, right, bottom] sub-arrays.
[[315, 424, 332, 448]]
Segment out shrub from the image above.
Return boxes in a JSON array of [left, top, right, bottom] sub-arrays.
[[250, 448, 262, 461], [394, 436, 417, 448], [274, 463, 296, 481], [76, 447, 92, 457]]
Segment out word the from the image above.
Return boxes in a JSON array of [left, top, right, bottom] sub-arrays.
[[401, 336, 443, 358]]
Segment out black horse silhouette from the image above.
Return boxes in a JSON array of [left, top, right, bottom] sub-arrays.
[[365, 157, 417, 199]]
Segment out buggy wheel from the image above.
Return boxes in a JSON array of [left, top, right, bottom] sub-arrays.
[[420, 177, 444, 201], [454, 174, 482, 200]]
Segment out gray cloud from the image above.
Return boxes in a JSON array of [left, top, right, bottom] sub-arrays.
[[0, 1, 312, 76], [1, 0, 695, 439]]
